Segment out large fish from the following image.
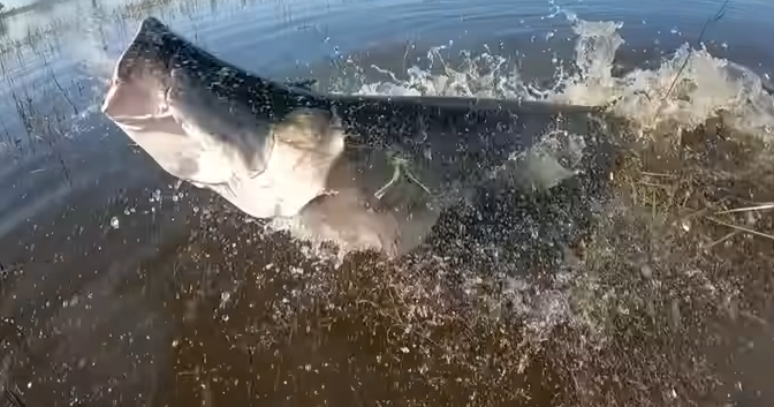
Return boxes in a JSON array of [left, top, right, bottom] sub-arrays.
[[101, 17, 607, 257]]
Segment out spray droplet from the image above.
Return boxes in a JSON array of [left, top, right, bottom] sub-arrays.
[[110, 216, 120, 229]]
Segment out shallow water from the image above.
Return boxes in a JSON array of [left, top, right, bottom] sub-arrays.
[[1, 0, 774, 406]]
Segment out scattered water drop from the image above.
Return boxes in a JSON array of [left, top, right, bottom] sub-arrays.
[[110, 216, 120, 229], [220, 291, 231, 308]]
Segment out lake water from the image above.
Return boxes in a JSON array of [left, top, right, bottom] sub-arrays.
[[1, 0, 774, 406]]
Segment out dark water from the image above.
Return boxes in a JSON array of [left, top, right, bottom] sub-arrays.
[[1, 0, 773, 406]]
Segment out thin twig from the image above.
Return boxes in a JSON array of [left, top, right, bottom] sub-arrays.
[[42, 54, 78, 116], [640, 171, 678, 178], [715, 203, 774, 214], [636, 181, 672, 189], [706, 216, 774, 242], [703, 230, 739, 250], [661, 0, 732, 102]]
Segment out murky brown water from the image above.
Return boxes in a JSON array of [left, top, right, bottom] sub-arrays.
[[4, 129, 772, 407], [0, 128, 613, 406]]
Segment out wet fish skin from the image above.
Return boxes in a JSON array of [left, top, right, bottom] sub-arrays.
[[102, 16, 607, 256], [103, 17, 342, 218], [328, 92, 603, 194]]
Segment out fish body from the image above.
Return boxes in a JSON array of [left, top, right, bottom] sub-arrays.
[[102, 17, 606, 256]]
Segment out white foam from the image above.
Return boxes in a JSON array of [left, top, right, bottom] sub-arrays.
[[351, 15, 774, 140]]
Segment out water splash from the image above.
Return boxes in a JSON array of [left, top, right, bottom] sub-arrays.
[[354, 15, 774, 139], [323, 12, 774, 365]]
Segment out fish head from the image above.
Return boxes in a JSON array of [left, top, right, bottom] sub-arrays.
[[101, 17, 276, 187], [101, 17, 238, 184], [101, 19, 348, 219]]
